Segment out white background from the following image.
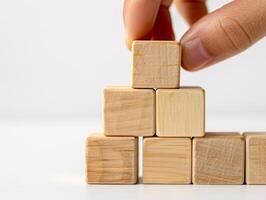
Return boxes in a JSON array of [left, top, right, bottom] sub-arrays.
[[1, 0, 266, 200], [0, 0, 266, 121]]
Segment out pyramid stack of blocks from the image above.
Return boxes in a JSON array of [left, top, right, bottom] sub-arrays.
[[85, 41, 266, 185]]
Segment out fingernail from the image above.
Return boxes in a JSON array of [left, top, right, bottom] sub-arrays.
[[182, 37, 212, 71]]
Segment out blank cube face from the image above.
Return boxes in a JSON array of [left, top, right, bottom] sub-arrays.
[[143, 137, 191, 184], [193, 133, 244, 184], [131, 41, 180, 89], [104, 87, 155, 136], [156, 88, 205, 137], [245, 132, 266, 184], [86, 134, 138, 184]]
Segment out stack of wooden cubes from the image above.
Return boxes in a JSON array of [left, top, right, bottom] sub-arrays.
[[85, 41, 266, 185]]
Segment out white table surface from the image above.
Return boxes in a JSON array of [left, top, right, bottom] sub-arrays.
[[1, 115, 266, 200]]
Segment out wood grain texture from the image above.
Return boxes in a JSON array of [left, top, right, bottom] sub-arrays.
[[143, 137, 191, 184], [104, 86, 155, 136], [156, 87, 205, 137], [131, 40, 180, 89], [192, 133, 244, 185], [244, 132, 266, 184], [85, 133, 138, 184]]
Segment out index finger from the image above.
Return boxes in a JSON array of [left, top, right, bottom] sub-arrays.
[[124, 0, 161, 49], [174, 0, 208, 25]]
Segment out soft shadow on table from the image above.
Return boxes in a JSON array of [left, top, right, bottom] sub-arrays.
[[85, 176, 266, 200]]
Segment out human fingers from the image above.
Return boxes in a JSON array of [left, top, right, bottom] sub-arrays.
[[174, 0, 207, 25], [180, 0, 266, 71]]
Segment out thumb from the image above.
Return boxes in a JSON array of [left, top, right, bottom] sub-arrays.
[[180, 0, 266, 71]]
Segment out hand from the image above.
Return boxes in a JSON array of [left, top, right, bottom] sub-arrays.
[[124, 0, 266, 71]]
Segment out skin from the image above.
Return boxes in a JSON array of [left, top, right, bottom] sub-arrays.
[[123, 0, 266, 71]]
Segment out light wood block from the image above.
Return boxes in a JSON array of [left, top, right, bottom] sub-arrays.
[[244, 132, 266, 184], [143, 137, 191, 184], [131, 40, 180, 89], [104, 86, 155, 136], [192, 133, 245, 185], [85, 133, 138, 184], [156, 87, 205, 137]]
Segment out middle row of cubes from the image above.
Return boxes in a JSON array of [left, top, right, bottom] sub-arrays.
[[104, 86, 205, 137]]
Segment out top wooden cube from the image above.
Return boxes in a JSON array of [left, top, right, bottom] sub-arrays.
[[131, 41, 180, 89]]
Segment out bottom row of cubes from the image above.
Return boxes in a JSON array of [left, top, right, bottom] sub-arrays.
[[86, 132, 266, 185]]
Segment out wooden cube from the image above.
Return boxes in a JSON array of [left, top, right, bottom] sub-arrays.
[[104, 86, 155, 136], [85, 133, 138, 184], [192, 133, 245, 184], [156, 87, 205, 137], [244, 132, 266, 184], [143, 137, 191, 184], [131, 40, 180, 89]]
